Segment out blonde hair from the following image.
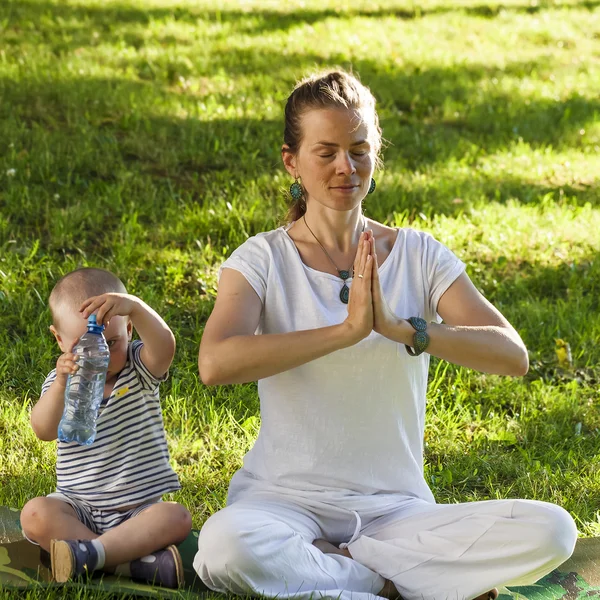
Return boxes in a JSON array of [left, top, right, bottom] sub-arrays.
[[49, 267, 126, 327]]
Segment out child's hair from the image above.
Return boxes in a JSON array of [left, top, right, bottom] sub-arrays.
[[49, 267, 126, 328], [283, 69, 382, 222]]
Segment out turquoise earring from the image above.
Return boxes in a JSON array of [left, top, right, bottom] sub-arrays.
[[368, 178, 376, 194], [290, 178, 303, 201]]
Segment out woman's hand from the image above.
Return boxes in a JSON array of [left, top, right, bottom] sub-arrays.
[[370, 234, 400, 339], [344, 232, 374, 344]]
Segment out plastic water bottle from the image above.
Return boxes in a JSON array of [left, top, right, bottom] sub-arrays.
[[58, 314, 110, 446]]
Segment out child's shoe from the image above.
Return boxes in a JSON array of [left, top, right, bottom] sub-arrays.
[[129, 545, 183, 589], [50, 539, 100, 582]]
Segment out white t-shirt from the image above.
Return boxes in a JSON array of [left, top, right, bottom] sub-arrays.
[[221, 225, 465, 502]]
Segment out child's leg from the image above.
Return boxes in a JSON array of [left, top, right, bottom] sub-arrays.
[[50, 501, 192, 588], [98, 501, 191, 566], [21, 496, 97, 551]]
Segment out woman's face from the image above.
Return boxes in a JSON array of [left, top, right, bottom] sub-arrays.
[[284, 107, 375, 213]]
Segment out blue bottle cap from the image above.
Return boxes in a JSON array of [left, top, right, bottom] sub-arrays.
[[87, 314, 105, 334]]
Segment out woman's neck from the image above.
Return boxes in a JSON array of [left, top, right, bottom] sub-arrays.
[[301, 206, 365, 253]]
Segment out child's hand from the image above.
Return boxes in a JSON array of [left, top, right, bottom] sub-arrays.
[[55, 341, 80, 385], [80, 293, 138, 326]]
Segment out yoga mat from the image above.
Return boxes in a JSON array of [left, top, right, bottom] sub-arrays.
[[1, 506, 598, 598], [0, 505, 207, 597]]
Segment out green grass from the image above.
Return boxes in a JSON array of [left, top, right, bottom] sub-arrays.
[[1, 0, 600, 596]]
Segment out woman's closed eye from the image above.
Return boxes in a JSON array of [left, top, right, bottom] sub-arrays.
[[317, 151, 368, 158]]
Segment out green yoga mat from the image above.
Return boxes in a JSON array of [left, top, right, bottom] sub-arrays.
[[0, 506, 207, 597], [1, 506, 599, 598]]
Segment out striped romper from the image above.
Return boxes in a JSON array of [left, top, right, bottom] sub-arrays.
[[40, 340, 180, 534]]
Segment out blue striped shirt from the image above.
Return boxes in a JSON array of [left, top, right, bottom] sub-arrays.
[[42, 340, 181, 509]]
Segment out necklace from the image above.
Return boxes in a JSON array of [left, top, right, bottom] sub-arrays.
[[303, 215, 365, 304]]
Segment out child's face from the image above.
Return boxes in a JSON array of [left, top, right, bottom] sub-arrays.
[[50, 306, 132, 380]]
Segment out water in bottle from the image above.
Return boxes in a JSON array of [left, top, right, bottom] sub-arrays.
[[58, 314, 110, 445]]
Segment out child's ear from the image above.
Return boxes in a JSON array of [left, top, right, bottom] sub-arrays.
[[49, 325, 65, 352], [126, 319, 133, 341]]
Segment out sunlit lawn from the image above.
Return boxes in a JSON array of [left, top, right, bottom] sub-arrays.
[[1, 0, 599, 597]]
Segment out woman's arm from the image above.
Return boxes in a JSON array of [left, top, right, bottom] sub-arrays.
[[378, 271, 529, 376], [433, 273, 528, 375], [199, 237, 374, 386]]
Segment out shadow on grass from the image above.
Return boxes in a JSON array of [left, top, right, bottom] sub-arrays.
[[366, 174, 598, 223], [425, 354, 599, 515], [2, 0, 597, 165], [425, 430, 600, 513], [1, 19, 596, 157], [0, 71, 598, 271], [4, 0, 600, 41], [1, 57, 597, 163]]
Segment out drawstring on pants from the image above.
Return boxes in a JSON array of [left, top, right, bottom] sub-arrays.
[[339, 510, 362, 549]]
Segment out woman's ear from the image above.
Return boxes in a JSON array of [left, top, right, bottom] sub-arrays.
[[281, 144, 297, 178]]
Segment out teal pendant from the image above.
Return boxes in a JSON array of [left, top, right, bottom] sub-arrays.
[[340, 284, 350, 304], [339, 270, 350, 280]]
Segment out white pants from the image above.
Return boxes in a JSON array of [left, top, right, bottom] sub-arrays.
[[194, 479, 577, 600]]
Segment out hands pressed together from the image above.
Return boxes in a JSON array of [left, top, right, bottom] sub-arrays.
[[345, 231, 400, 344]]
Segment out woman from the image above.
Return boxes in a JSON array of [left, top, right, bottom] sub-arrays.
[[193, 71, 576, 600]]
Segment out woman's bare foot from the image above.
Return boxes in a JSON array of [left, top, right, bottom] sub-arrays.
[[474, 589, 499, 600], [312, 540, 401, 599], [312, 538, 351, 558]]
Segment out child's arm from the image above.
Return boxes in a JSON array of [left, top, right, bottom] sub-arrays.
[[31, 346, 79, 441], [81, 294, 175, 379]]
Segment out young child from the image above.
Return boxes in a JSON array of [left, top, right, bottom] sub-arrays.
[[21, 267, 192, 589]]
